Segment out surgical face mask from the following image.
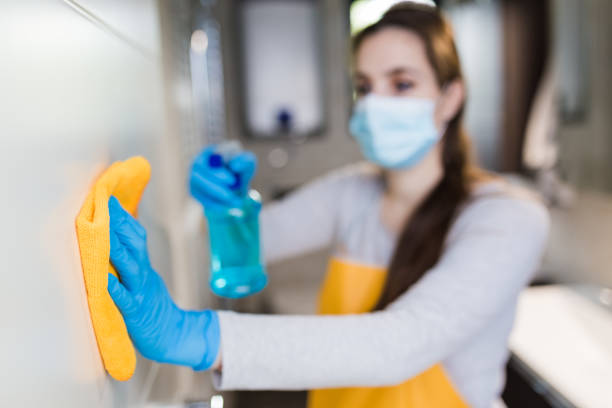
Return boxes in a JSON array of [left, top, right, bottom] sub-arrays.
[[349, 94, 443, 169]]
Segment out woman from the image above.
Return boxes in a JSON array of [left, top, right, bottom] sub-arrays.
[[107, 2, 549, 407]]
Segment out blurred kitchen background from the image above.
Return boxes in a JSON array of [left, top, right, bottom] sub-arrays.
[[1, 0, 611, 407]]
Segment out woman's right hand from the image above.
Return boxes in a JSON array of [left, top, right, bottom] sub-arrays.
[[189, 145, 258, 212], [107, 196, 221, 370]]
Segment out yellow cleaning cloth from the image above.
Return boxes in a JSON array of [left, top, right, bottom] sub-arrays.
[[75, 157, 151, 381]]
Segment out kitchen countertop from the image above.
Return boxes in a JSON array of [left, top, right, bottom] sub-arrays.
[[509, 285, 612, 408]]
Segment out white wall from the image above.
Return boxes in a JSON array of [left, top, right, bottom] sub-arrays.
[[0, 1, 214, 406]]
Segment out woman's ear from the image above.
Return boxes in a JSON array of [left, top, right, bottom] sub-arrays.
[[438, 79, 465, 123]]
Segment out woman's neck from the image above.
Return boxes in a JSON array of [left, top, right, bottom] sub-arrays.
[[381, 144, 444, 233]]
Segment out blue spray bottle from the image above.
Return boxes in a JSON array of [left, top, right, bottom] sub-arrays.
[[205, 142, 267, 298]]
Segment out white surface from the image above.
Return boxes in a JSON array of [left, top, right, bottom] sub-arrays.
[[510, 286, 612, 408], [68, 0, 162, 57], [0, 1, 166, 406], [241, 0, 324, 136]]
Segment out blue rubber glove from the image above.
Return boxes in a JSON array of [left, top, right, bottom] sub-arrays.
[[106, 196, 220, 370], [189, 145, 257, 212]]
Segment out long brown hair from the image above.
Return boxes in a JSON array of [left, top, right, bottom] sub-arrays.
[[352, 3, 479, 310]]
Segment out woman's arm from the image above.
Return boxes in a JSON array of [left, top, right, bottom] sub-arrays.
[[259, 166, 368, 264], [213, 196, 549, 390]]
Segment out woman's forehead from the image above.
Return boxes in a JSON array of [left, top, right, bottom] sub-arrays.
[[355, 27, 430, 78]]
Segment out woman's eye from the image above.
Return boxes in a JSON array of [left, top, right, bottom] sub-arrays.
[[395, 81, 414, 92], [355, 84, 371, 96]]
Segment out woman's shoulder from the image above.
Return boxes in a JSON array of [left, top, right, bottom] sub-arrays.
[[469, 177, 548, 211], [314, 161, 383, 196], [323, 161, 382, 182], [453, 177, 550, 239]]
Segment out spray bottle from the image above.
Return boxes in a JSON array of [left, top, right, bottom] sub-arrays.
[[204, 141, 267, 298]]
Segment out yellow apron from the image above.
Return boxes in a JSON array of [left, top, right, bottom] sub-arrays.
[[307, 257, 469, 408]]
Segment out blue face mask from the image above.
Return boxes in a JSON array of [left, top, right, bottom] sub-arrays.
[[349, 94, 442, 169]]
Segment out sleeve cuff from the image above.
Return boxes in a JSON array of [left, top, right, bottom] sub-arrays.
[[208, 310, 238, 390]]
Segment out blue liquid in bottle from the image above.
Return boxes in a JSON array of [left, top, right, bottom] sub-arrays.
[[205, 145, 267, 298]]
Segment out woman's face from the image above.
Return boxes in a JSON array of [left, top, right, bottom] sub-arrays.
[[353, 27, 463, 131]]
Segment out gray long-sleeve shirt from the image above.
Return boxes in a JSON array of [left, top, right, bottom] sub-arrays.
[[213, 163, 550, 408]]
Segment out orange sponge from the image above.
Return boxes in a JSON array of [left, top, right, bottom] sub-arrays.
[[75, 157, 151, 381]]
